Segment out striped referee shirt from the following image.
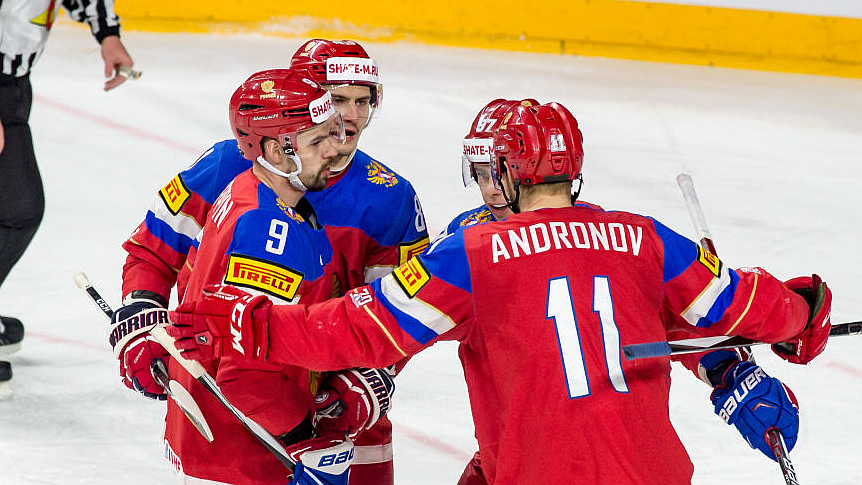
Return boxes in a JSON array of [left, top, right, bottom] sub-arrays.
[[0, 0, 120, 77]]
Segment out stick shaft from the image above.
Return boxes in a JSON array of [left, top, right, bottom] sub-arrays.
[[74, 273, 294, 469], [675, 174, 800, 483], [623, 320, 862, 359]]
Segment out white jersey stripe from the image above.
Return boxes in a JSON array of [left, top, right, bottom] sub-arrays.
[[152, 199, 204, 241], [681, 264, 732, 326], [380, 274, 456, 337]]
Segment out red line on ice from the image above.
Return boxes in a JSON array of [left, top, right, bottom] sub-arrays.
[[393, 420, 473, 463], [25, 330, 106, 351], [824, 360, 862, 379], [34, 95, 201, 155]]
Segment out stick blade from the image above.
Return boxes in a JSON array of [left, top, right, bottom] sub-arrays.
[[168, 380, 214, 442]]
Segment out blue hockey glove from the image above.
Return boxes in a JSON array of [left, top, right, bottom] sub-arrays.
[[287, 436, 354, 485], [710, 360, 799, 460]]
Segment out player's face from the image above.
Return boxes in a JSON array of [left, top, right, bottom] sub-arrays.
[[295, 115, 344, 191], [327, 84, 373, 154], [474, 164, 511, 220]]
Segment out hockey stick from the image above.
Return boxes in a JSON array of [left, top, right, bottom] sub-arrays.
[[674, 173, 799, 485], [74, 272, 214, 442], [75, 273, 296, 471], [623, 321, 861, 359]]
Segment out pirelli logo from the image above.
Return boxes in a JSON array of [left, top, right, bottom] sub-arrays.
[[697, 245, 722, 278], [398, 236, 430, 265], [225, 254, 304, 301], [393, 256, 430, 298], [159, 175, 191, 215]]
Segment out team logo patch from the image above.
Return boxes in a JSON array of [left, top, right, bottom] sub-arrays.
[[697, 245, 723, 278], [459, 209, 493, 227], [350, 287, 374, 307], [276, 198, 304, 222], [225, 254, 304, 301], [159, 175, 191, 215], [393, 257, 431, 298], [367, 160, 399, 188], [399, 236, 430, 265]]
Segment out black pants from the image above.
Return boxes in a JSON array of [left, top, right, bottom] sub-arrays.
[[0, 74, 44, 289]]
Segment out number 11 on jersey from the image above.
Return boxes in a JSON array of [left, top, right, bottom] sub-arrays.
[[547, 276, 629, 399]]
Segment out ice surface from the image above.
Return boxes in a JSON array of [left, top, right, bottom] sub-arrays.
[[0, 21, 860, 485]]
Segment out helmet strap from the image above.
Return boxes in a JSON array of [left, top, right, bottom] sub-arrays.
[[329, 148, 356, 174], [500, 179, 521, 214], [256, 154, 308, 192], [570, 174, 584, 204]]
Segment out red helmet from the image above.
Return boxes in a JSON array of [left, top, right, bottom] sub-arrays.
[[491, 102, 584, 188], [290, 39, 382, 108], [229, 68, 339, 162], [462, 98, 538, 186]]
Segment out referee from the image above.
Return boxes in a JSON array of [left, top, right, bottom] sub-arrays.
[[0, 0, 135, 393]]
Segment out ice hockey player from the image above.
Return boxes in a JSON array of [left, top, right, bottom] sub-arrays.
[[169, 101, 832, 485], [450, 98, 818, 484], [110, 39, 424, 484], [108, 68, 395, 485]]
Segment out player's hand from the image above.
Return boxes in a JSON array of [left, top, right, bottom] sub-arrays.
[[168, 284, 271, 362], [286, 436, 354, 485], [108, 291, 170, 400], [314, 367, 395, 439], [711, 361, 799, 460], [101, 35, 134, 91], [772, 274, 832, 364]]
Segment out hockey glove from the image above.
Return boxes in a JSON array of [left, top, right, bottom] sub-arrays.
[[168, 284, 271, 362], [710, 360, 799, 460], [108, 290, 171, 400], [772, 274, 832, 364], [287, 436, 354, 485], [314, 367, 395, 440]]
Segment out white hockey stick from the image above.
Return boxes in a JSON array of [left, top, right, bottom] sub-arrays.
[[674, 174, 800, 485], [74, 272, 213, 442], [74, 272, 295, 470]]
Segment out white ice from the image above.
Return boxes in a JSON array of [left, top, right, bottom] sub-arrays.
[[0, 20, 860, 485]]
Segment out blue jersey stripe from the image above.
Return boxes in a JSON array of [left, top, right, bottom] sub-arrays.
[[144, 211, 194, 255], [696, 268, 740, 327], [651, 218, 698, 284], [420, 227, 472, 294], [370, 279, 439, 344]]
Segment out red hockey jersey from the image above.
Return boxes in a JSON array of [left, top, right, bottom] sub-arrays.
[[165, 170, 335, 485], [256, 204, 810, 485]]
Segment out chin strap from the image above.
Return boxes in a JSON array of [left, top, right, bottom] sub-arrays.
[[328, 148, 356, 175], [501, 181, 521, 214], [570, 174, 584, 203], [257, 154, 307, 192]]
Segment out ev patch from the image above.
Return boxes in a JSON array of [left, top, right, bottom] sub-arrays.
[[393, 257, 430, 298], [224, 253, 304, 301], [697, 245, 722, 278], [159, 175, 191, 215], [398, 236, 430, 265]]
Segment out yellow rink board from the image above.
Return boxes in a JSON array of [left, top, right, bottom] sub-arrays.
[[114, 0, 862, 78]]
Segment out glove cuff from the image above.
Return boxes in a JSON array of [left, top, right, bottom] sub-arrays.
[[122, 290, 168, 308]]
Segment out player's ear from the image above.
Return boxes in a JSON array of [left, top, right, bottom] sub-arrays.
[[262, 138, 291, 170]]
